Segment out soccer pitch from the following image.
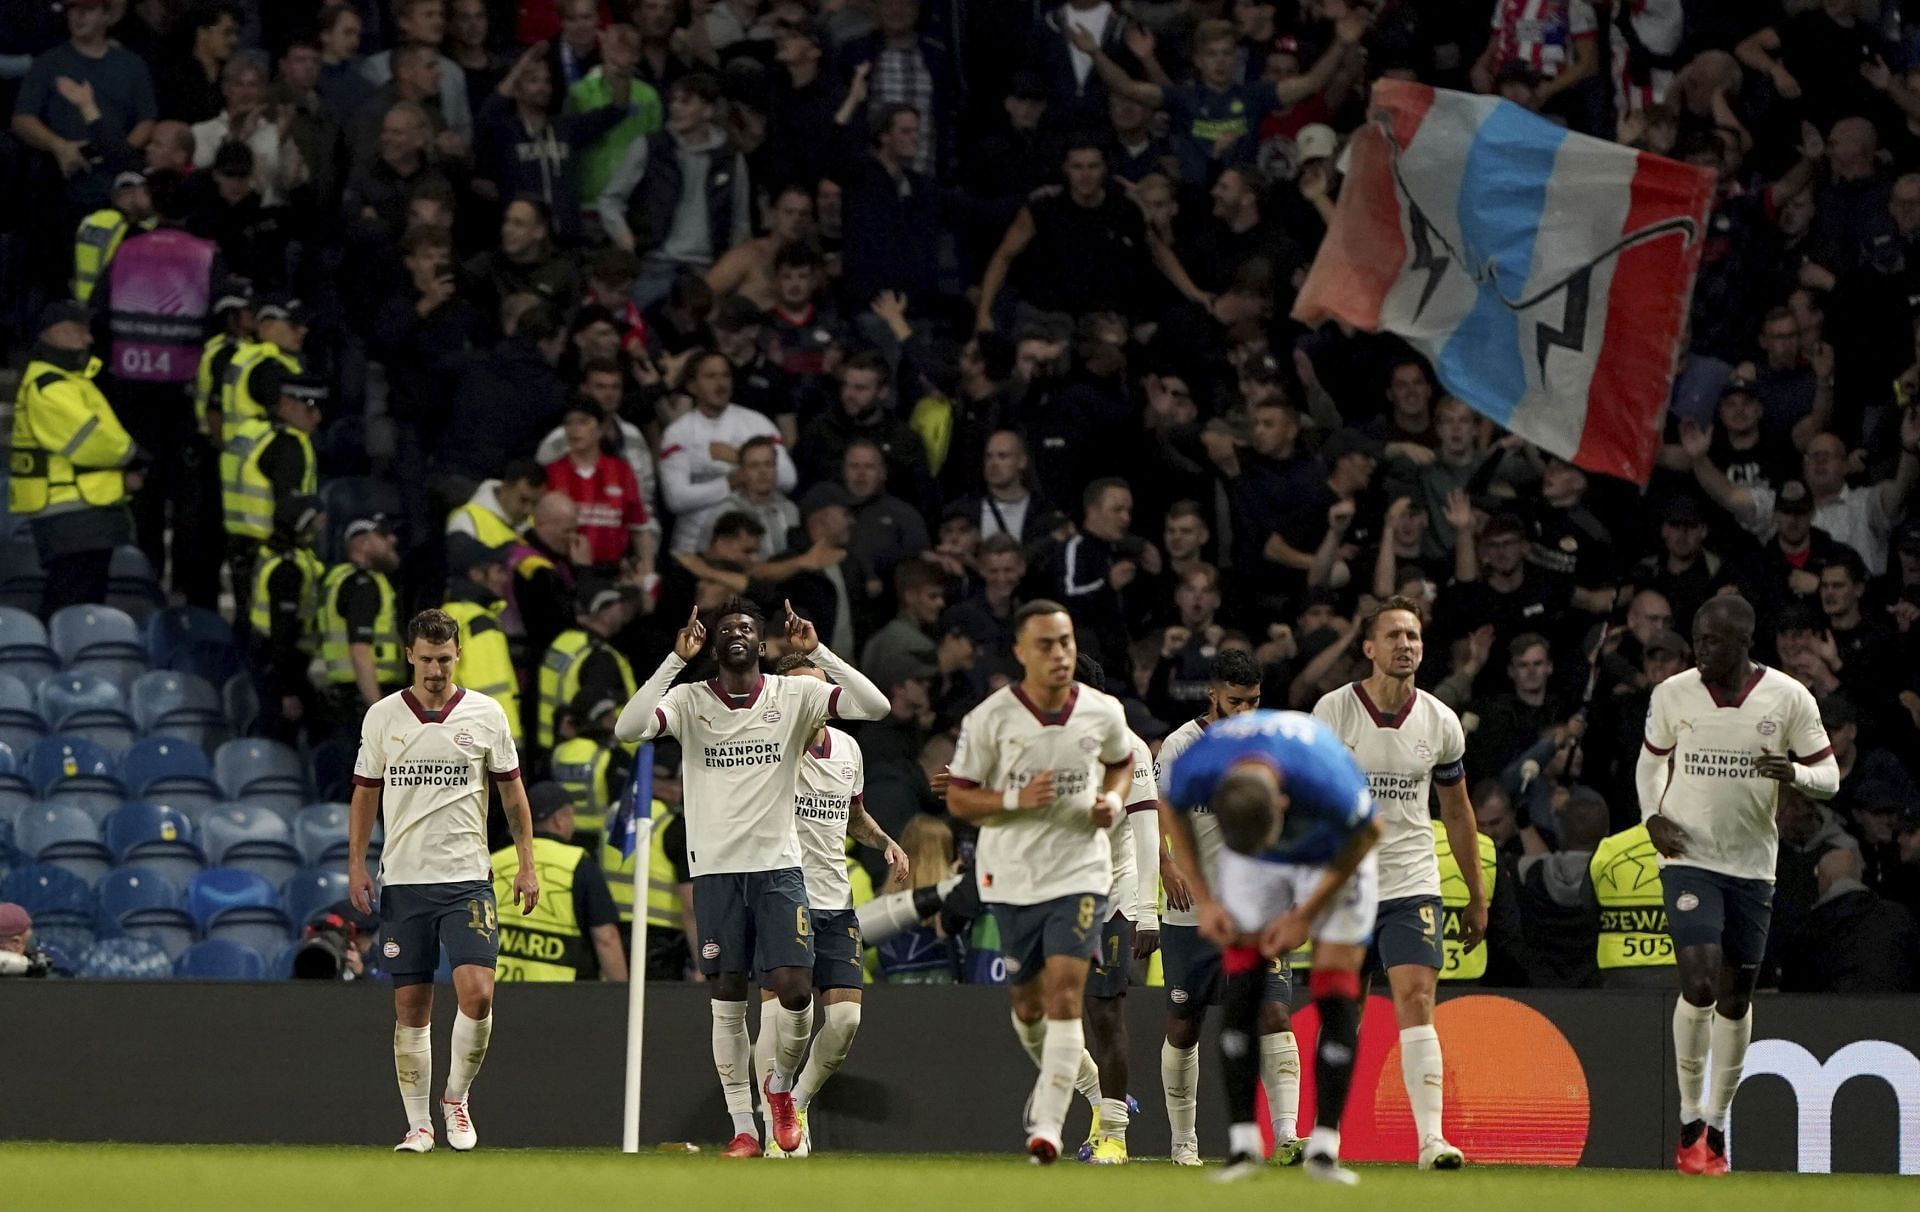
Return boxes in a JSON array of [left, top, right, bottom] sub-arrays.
[[4, 1144, 1913, 1211]]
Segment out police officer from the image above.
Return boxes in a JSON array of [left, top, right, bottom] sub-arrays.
[[550, 690, 633, 846], [319, 515, 405, 726], [441, 534, 523, 743], [196, 280, 256, 442], [222, 369, 323, 627], [536, 580, 638, 753], [251, 494, 326, 743], [9, 301, 140, 618], [71, 171, 155, 304], [600, 743, 693, 979], [491, 782, 629, 982], [219, 295, 309, 430]]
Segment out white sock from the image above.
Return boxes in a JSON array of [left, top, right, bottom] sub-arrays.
[[1097, 1096, 1130, 1142], [1162, 1041, 1199, 1143], [795, 1001, 861, 1109], [1261, 1031, 1300, 1140], [767, 1001, 814, 1093], [1706, 1007, 1754, 1130], [393, 1023, 431, 1129], [1029, 1019, 1084, 1143], [711, 999, 755, 1136], [443, 1011, 492, 1103], [1074, 1050, 1102, 1106], [1011, 1011, 1047, 1068], [1228, 1121, 1262, 1159], [1399, 1024, 1445, 1144], [1672, 999, 1714, 1125], [1308, 1124, 1341, 1161], [750, 1000, 779, 1124]]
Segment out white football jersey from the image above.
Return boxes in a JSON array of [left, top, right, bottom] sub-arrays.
[[1642, 666, 1831, 882], [653, 673, 842, 877], [950, 682, 1132, 906], [794, 726, 865, 911], [353, 688, 520, 886], [1157, 716, 1217, 928], [1312, 682, 1465, 901], [1105, 731, 1158, 921]]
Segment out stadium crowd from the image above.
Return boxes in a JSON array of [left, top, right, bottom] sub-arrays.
[[3, 0, 1920, 991]]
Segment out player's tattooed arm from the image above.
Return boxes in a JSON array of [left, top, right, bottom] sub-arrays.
[[850, 803, 910, 885], [498, 776, 541, 912]]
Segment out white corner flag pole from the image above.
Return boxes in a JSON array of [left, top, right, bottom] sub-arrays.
[[621, 813, 655, 1154]]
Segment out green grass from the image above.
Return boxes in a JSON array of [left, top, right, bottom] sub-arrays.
[[2, 1144, 1912, 1212]]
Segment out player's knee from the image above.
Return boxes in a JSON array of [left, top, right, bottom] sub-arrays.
[[459, 990, 493, 1019], [1678, 974, 1716, 1007], [1166, 1016, 1200, 1049], [1258, 1000, 1292, 1035], [1394, 985, 1435, 1024], [1042, 988, 1083, 1020], [1716, 992, 1752, 1020], [711, 972, 749, 1002]]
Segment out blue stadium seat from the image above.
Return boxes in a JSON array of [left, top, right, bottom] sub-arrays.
[[95, 865, 182, 922], [0, 671, 49, 758], [144, 606, 235, 668], [101, 802, 205, 887], [200, 803, 303, 887], [0, 606, 60, 688], [186, 868, 293, 958], [283, 867, 350, 927], [222, 673, 260, 739], [118, 736, 221, 798], [309, 737, 357, 803], [0, 740, 33, 819], [213, 738, 307, 815], [26, 734, 127, 825], [105, 546, 165, 623], [175, 938, 266, 980], [0, 538, 44, 614], [48, 604, 148, 688], [78, 936, 173, 979], [128, 670, 228, 752], [36, 671, 138, 755], [33, 917, 96, 961], [294, 803, 350, 867], [15, 803, 112, 885], [0, 862, 92, 917]]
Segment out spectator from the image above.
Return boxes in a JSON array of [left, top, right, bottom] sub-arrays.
[[435, 299, 570, 498], [545, 0, 604, 88], [975, 137, 1150, 330], [358, 0, 473, 143], [316, 2, 376, 122], [473, 46, 632, 243], [761, 484, 878, 655], [12, 0, 158, 213], [190, 54, 305, 206], [341, 101, 453, 251], [706, 184, 815, 312], [158, 1, 239, 125], [658, 349, 798, 551], [1445, 512, 1571, 698], [446, 0, 509, 104], [347, 41, 463, 168], [1781, 848, 1920, 993], [461, 198, 583, 328], [799, 350, 929, 495], [1749, 480, 1851, 617], [944, 532, 1027, 665], [834, 100, 941, 309], [1466, 633, 1562, 783], [449, 459, 545, 547], [710, 296, 796, 442], [1628, 495, 1737, 636], [569, 23, 664, 238], [861, 559, 947, 676], [763, 18, 843, 193], [0, 904, 52, 979], [1049, 476, 1156, 669], [837, 0, 955, 178], [1514, 787, 1607, 989], [951, 429, 1048, 547], [688, 434, 797, 560], [840, 437, 931, 588], [545, 400, 653, 576]]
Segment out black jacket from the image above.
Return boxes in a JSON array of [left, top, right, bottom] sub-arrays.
[[436, 339, 567, 482], [1781, 887, 1920, 993]]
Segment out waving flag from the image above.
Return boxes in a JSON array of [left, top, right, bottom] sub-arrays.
[[1293, 81, 1715, 484], [606, 743, 654, 860]]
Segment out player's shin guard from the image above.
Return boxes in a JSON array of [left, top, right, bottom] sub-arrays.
[[1161, 1041, 1200, 1142], [1260, 1031, 1301, 1141], [1399, 1024, 1445, 1144], [1029, 1019, 1084, 1145], [393, 1023, 432, 1129], [1308, 969, 1362, 1134], [768, 1000, 814, 1092], [1672, 999, 1714, 1126], [444, 1011, 492, 1102], [750, 1005, 779, 1105], [711, 999, 756, 1134], [794, 1001, 861, 1109], [1011, 1010, 1047, 1068], [1706, 1006, 1753, 1130], [1075, 1050, 1102, 1105]]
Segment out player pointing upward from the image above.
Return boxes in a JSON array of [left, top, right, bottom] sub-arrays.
[[1312, 595, 1480, 1170], [1636, 594, 1836, 1175], [614, 599, 889, 1158], [348, 609, 539, 1154]]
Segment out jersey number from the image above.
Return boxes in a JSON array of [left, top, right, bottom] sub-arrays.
[[467, 899, 497, 937]]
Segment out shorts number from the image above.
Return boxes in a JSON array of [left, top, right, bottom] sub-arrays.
[[796, 907, 811, 938], [467, 899, 497, 937], [1077, 896, 1096, 932], [1418, 904, 1437, 934], [1107, 933, 1122, 966]]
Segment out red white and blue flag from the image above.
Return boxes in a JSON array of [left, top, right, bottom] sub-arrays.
[[1293, 81, 1715, 484]]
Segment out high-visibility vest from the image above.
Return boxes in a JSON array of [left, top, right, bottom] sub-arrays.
[[318, 564, 403, 687], [536, 628, 635, 750], [71, 208, 130, 303], [441, 598, 521, 741], [491, 835, 589, 982], [195, 332, 241, 434], [550, 735, 615, 838], [449, 498, 522, 547], [8, 358, 131, 516], [249, 545, 326, 651], [220, 418, 315, 540], [219, 340, 299, 424], [1590, 823, 1675, 970], [1433, 819, 1498, 981], [604, 802, 681, 930]]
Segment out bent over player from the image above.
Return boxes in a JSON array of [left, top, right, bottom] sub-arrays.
[[1636, 595, 1835, 1175], [348, 609, 540, 1154]]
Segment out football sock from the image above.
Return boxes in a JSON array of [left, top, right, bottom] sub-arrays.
[[444, 1010, 491, 1103], [710, 999, 755, 1134], [393, 1023, 431, 1130], [1399, 1024, 1445, 1143], [1313, 993, 1360, 1132], [1706, 1006, 1754, 1131], [1030, 1019, 1084, 1143], [1228, 1121, 1263, 1161], [1261, 1031, 1301, 1140], [1011, 1010, 1047, 1068], [1097, 1096, 1130, 1142], [768, 1001, 813, 1093], [795, 1001, 862, 1109], [1308, 1124, 1342, 1161], [1220, 967, 1263, 1132], [1672, 999, 1714, 1126], [1161, 1041, 1200, 1143], [1075, 1050, 1102, 1105], [750, 1004, 778, 1117]]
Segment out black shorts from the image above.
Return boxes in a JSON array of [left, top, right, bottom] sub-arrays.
[[1086, 914, 1135, 1000], [692, 868, 814, 978], [379, 880, 498, 987], [1662, 865, 1773, 968], [808, 907, 864, 991], [988, 893, 1107, 985], [1160, 923, 1291, 1017], [1365, 894, 1444, 974]]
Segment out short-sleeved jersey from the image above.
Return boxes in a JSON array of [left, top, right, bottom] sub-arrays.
[[352, 687, 521, 886], [1641, 666, 1832, 882], [1157, 716, 1216, 928], [793, 726, 865, 911], [949, 682, 1133, 906], [652, 673, 844, 877], [1107, 731, 1158, 921], [1163, 709, 1374, 868], [1312, 683, 1466, 900]]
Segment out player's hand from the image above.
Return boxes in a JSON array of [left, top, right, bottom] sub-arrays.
[[1090, 791, 1120, 829], [1196, 899, 1237, 948], [1014, 769, 1057, 810], [882, 839, 910, 886], [1258, 909, 1310, 960], [1646, 814, 1690, 858], [513, 866, 540, 913], [1133, 927, 1161, 961], [930, 765, 951, 802], [1459, 897, 1488, 953], [1160, 855, 1193, 912], [674, 605, 707, 661], [784, 599, 819, 653], [1755, 747, 1795, 783], [348, 866, 374, 914]]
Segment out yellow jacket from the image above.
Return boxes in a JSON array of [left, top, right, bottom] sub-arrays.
[[9, 357, 133, 516]]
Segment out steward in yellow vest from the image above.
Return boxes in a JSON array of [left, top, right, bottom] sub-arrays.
[[196, 284, 257, 441], [222, 389, 321, 542], [71, 173, 154, 304], [1433, 819, 1499, 982], [535, 582, 637, 751], [492, 783, 629, 981], [447, 464, 544, 548], [441, 535, 523, 743], [250, 494, 326, 733], [319, 516, 405, 713], [1590, 822, 1677, 986], [218, 298, 309, 427], [551, 688, 637, 844]]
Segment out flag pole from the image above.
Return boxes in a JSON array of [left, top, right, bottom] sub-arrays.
[[621, 814, 654, 1153]]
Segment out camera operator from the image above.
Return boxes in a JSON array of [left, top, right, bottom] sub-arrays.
[[0, 903, 53, 978], [291, 902, 382, 980]]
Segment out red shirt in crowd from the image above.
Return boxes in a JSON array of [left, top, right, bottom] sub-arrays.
[[545, 454, 648, 566]]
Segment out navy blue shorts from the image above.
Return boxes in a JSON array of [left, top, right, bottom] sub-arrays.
[[692, 868, 814, 978], [1086, 914, 1135, 1000], [807, 907, 864, 991], [379, 880, 497, 987], [1365, 894, 1444, 974], [1662, 866, 1773, 968], [1160, 923, 1291, 1018], [989, 893, 1107, 985]]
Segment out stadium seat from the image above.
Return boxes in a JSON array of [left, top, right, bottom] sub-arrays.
[[200, 804, 304, 887], [0, 606, 60, 689], [48, 604, 148, 688], [283, 867, 350, 927], [309, 737, 357, 803], [0, 740, 33, 819], [101, 802, 205, 887], [185, 867, 293, 959], [222, 673, 260, 739], [0, 862, 92, 917], [33, 917, 97, 962], [105, 545, 165, 623], [174, 938, 266, 980], [0, 538, 44, 614], [36, 671, 139, 755], [0, 671, 50, 758], [213, 738, 308, 816], [95, 865, 183, 923], [128, 670, 228, 752], [144, 606, 235, 666], [26, 734, 127, 824], [15, 803, 113, 885], [119, 736, 222, 798], [78, 936, 173, 979], [294, 803, 350, 867]]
